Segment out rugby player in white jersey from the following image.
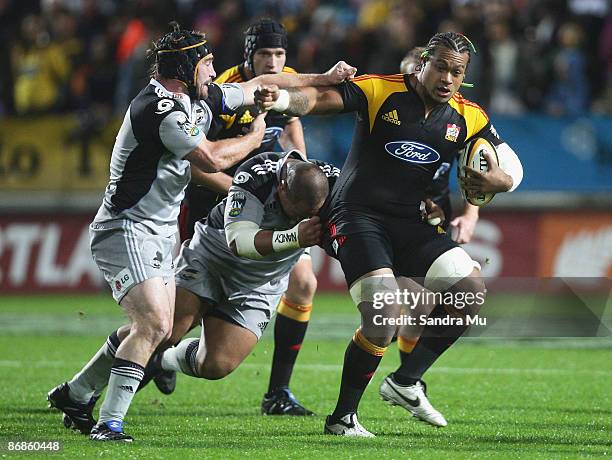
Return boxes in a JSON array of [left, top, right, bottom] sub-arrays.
[[143, 151, 339, 390]]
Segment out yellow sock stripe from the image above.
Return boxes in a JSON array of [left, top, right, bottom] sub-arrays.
[[277, 297, 312, 322], [353, 329, 387, 357], [397, 336, 418, 353]]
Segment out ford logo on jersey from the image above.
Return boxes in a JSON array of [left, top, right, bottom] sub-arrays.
[[384, 141, 440, 164], [262, 126, 284, 144]]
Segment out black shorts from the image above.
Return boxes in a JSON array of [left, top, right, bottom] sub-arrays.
[[324, 208, 459, 287], [433, 194, 452, 232], [180, 184, 224, 240]]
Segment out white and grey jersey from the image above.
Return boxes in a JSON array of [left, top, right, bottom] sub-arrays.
[[93, 79, 244, 236], [198, 151, 340, 288]]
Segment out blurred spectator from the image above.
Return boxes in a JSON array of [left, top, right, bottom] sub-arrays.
[[71, 33, 116, 113], [592, 14, 611, 114], [568, 0, 608, 104], [11, 14, 70, 115], [113, 17, 151, 116], [448, 0, 489, 103], [546, 22, 590, 117], [0, 0, 609, 118], [399, 46, 425, 74], [487, 19, 524, 114]]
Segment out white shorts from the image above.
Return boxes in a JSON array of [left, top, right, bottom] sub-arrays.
[[90, 219, 176, 303], [175, 237, 290, 339]]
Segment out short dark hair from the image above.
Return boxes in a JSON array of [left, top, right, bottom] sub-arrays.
[[284, 161, 328, 208]]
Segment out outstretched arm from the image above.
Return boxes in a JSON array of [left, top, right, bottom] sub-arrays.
[[238, 60, 356, 106], [226, 216, 322, 259], [257, 85, 346, 116]]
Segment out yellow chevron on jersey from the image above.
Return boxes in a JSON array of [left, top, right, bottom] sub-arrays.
[[448, 93, 489, 140], [215, 65, 297, 84], [332, 73, 504, 218], [239, 110, 254, 124], [219, 113, 237, 130], [351, 74, 407, 132]]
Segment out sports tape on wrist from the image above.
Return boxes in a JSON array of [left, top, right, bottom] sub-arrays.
[[272, 224, 300, 252]]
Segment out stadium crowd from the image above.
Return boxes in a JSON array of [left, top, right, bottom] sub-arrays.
[[0, 0, 610, 120]]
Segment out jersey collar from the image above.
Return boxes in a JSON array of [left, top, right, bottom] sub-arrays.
[[150, 78, 192, 113]]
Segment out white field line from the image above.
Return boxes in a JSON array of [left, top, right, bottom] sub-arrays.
[[0, 360, 610, 377]]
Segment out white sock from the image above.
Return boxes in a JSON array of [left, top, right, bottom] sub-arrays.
[[98, 358, 144, 424], [161, 338, 200, 377], [67, 331, 120, 404]]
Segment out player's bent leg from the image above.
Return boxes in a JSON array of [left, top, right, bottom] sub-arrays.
[[385, 247, 482, 427], [285, 255, 318, 304], [91, 278, 174, 442], [264, 255, 316, 416], [117, 278, 175, 363], [195, 316, 258, 379], [352, 270, 403, 347], [168, 286, 208, 344], [158, 313, 258, 379]]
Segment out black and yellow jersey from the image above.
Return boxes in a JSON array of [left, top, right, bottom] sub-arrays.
[[330, 73, 503, 220], [212, 63, 299, 176]]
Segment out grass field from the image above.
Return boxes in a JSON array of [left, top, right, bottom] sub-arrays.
[[0, 294, 610, 459]]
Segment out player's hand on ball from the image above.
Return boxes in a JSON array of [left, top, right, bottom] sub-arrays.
[[255, 85, 280, 111], [298, 216, 322, 247], [460, 152, 513, 195], [324, 61, 357, 84], [424, 198, 445, 226]]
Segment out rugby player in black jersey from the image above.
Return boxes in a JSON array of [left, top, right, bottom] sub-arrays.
[[388, 46, 483, 426], [258, 32, 523, 436]]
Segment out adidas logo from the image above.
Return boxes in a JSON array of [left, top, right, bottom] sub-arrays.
[[382, 109, 401, 125], [239, 110, 254, 124], [119, 385, 134, 393]]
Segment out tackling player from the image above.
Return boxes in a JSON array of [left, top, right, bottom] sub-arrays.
[[171, 18, 317, 416], [258, 31, 523, 436], [144, 152, 340, 395]]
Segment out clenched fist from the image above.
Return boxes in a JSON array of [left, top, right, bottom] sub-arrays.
[[254, 85, 281, 112], [298, 216, 322, 247], [323, 61, 358, 85]]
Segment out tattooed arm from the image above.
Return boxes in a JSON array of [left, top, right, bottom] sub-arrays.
[[256, 85, 345, 116]]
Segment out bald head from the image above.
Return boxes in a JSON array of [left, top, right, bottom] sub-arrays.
[[279, 161, 329, 219]]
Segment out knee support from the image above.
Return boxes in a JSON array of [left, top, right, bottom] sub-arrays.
[[424, 247, 481, 292], [349, 274, 397, 306]]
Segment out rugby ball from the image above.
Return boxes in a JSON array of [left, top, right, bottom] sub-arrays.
[[458, 137, 499, 206]]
